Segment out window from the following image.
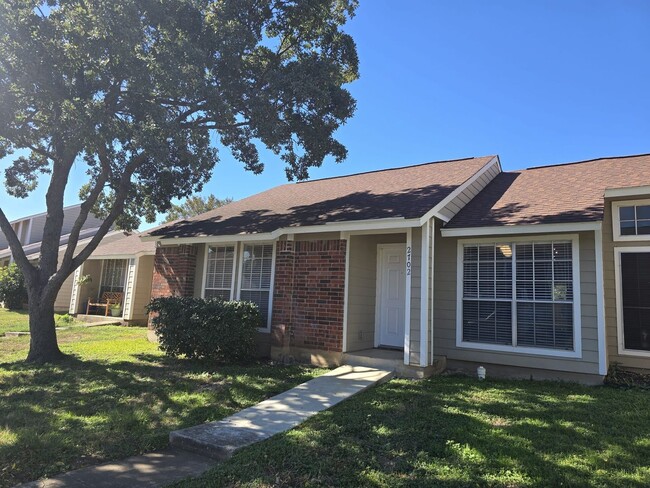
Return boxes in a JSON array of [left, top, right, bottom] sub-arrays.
[[100, 259, 128, 295], [616, 250, 650, 355], [204, 245, 235, 299], [613, 200, 650, 241], [460, 239, 577, 354], [239, 243, 274, 328]]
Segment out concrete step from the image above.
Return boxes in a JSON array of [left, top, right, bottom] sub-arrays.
[[342, 350, 447, 379], [170, 365, 393, 460], [75, 314, 122, 326]]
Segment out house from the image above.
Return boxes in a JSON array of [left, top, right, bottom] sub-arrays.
[[69, 232, 156, 325], [143, 153, 650, 381], [0, 204, 106, 312]]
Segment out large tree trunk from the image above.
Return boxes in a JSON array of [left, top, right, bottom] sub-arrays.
[[26, 287, 65, 363]]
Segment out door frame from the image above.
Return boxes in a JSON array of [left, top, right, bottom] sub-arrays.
[[374, 243, 407, 348]]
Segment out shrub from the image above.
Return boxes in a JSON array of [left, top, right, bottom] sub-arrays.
[[0, 263, 27, 310], [147, 297, 261, 363], [55, 313, 75, 327]]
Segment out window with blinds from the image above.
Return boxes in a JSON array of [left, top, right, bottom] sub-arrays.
[[204, 245, 235, 300], [100, 259, 128, 294], [462, 241, 575, 351], [239, 243, 273, 327]]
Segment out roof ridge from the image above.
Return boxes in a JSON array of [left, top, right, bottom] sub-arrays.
[[294, 155, 495, 184], [524, 152, 650, 171]]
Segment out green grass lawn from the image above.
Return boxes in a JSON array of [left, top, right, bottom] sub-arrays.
[[176, 375, 650, 488], [0, 326, 324, 488], [0, 308, 75, 335]]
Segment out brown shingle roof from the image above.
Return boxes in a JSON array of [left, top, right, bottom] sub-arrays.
[[447, 153, 650, 228], [149, 156, 496, 238], [90, 232, 156, 257]]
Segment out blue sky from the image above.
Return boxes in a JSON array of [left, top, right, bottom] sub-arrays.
[[1, 0, 649, 226]]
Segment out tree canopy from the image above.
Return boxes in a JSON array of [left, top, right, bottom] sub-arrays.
[[163, 194, 233, 222], [0, 0, 358, 362]]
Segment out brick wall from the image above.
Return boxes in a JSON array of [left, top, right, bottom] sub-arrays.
[[150, 245, 198, 299], [272, 239, 346, 352]]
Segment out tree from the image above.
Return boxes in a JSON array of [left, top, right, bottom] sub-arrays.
[[0, 0, 358, 363], [163, 194, 233, 223], [0, 263, 27, 310]]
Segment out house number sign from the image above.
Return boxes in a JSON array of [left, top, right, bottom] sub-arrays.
[[406, 246, 412, 275]]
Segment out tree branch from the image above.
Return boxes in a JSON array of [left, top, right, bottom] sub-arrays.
[[58, 147, 111, 274], [0, 207, 36, 283]]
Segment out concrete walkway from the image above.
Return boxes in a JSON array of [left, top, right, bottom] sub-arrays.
[[17, 365, 392, 488], [170, 365, 393, 459]]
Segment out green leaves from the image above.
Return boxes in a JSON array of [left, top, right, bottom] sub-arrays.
[[1, 0, 358, 218]]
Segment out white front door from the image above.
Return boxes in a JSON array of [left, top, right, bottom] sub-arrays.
[[377, 244, 406, 348]]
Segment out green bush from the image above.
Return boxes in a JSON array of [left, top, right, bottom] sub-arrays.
[[0, 263, 27, 310], [55, 313, 74, 327], [147, 297, 261, 363]]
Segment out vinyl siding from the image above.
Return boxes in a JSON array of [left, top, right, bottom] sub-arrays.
[[53, 249, 73, 312], [128, 255, 154, 323], [122, 259, 137, 319], [603, 196, 650, 371], [437, 161, 501, 221], [434, 230, 600, 375]]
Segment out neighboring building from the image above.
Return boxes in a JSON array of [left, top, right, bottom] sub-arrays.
[[0, 205, 106, 311], [69, 232, 156, 325], [144, 153, 650, 381]]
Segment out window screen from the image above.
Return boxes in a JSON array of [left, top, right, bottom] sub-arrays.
[[204, 245, 235, 300], [619, 205, 650, 236], [462, 241, 574, 351], [620, 252, 650, 351], [240, 244, 273, 326], [100, 259, 128, 295]]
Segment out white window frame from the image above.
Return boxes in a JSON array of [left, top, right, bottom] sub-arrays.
[[236, 241, 276, 333], [201, 243, 238, 300], [612, 199, 650, 241], [456, 234, 582, 358], [614, 246, 650, 358]]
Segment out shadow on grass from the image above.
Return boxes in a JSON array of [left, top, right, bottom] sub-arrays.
[[177, 375, 650, 488], [0, 354, 319, 488]]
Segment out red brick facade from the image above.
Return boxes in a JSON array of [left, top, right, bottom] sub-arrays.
[[150, 245, 198, 299], [272, 239, 346, 352]]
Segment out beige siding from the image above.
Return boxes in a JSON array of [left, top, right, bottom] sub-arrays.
[[295, 232, 341, 241], [603, 196, 650, 371], [122, 259, 137, 319], [54, 273, 75, 312], [437, 162, 501, 221], [409, 227, 422, 365], [53, 249, 73, 312], [434, 231, 600, 375], [129, 255, 154, 323], [345, 233, 406, 352]]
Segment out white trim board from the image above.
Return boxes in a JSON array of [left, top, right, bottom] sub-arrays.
[[404, 228, 412, 365], [142, 218, 422, 244], [594, 227, 607, 375], [442, 221, 601, 237], [605, 185, 650, 198], [610, 199, 650, 242], [419, 156, 501, 225]]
